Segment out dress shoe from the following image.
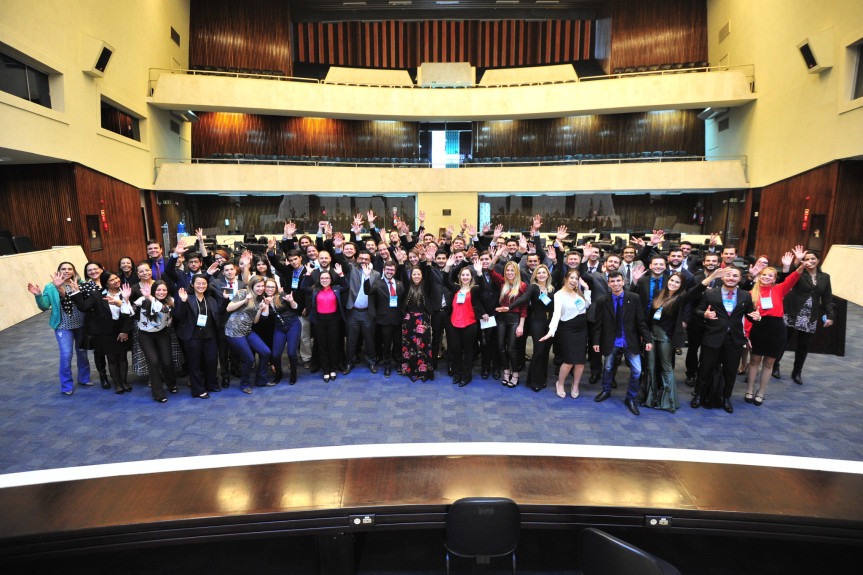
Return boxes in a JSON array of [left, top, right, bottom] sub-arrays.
[[675, 348, 682, 356], [384, 367, 392, 378], [343, 363, 354, 376], [690, 396, 701, 409], [309, 363, 320, 374], [493, 369, 501, 380], [452, 376, 462, 385], [481, 370, 490, 379], [684, 376, 696, 387], [220, 375, 230, 388], [62, 390, 74, 396], [272, 368, 283, 384], [744, 392, 754, 403], [753, 394, 764, 406], [722, 398, 734, 413], [791, 372, 803, 385], [241, 387, 252, 394], [458, 376, 472, 387], [589, 373, 600, 385], [772, 364, 781, 379], [447, 365, 454, 377], [302, 361, 311, 370], [369, 362, 378, 374], [625, 397, 640, 416], [594, 390, 611, 402], [196, 392, 210, 399], [289, 366, 298, 385]]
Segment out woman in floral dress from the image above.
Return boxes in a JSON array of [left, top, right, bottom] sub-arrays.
[[400, 266, 434, 382]]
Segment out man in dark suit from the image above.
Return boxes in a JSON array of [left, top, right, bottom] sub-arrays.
[[342, 251, 380, 374], [365, 261, 405, 377], [592, 271, 653, 416], [684, 252, 722, 386], [634, 254, 672, 317], [691, 267, 760, 413], [666, 247, 696, 289]]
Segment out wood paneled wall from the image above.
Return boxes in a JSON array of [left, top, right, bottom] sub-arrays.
[[473, 111, 704, 158], [296, 19, 594, 69], [192, 114, 419, 159], [190, 0, 293, 76], [608, 0, 707, 71], [0, 164, 148, 271], [832, 160, 863, 248]]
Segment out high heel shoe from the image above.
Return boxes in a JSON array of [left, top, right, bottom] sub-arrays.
[[506, 373, 519, 388], [323, 373, 331, 383], [556, 385, 566, 399], [571, 388, 579, 399], [744, 392, 754, 403], [501, 371, 511, 387], [753, 394, 764, 406]]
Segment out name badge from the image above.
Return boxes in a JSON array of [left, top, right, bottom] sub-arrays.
[[291, 277, 299, 289], [760, 296, 773, 310], [196, 314, 208, 327], [539, 292, 552, 306], [456, 292, 466, 304], [653, 307, 663, 320], [389, 295, 398, 308], [574, 297, 586, 312]]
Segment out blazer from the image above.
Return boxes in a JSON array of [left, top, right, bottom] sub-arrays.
[[591, 291, 652, 356], [634, 272, 672, 314], [207, 277, 246, 326], [783, 270, 834, 322], [696, 287, 755, 348], [172, 294, 221, 341], [343, 262, 381, 310], [70, 289, 134, 337], [307, 286, 347, 324], [424, 262, 451, 312], [267, 250, 309, 295], [443, 284, 487, 323], [365, 276, 406, 325]]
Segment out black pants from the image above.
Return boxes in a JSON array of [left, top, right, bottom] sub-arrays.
[[431, 308, 449, 365], [695, 333, 743, 406], [496, 313, 522, 372], [345, 308, 375, 365], [313, 312, 342, 374], [586, 319, 602, 376], [685, 321, 705, 378], [479, 325, 498, 372], [526, 318, 551, 388], [216, 327, 240, 378], [378, 323, 401, 367], [106, 352, 128, 391], [775, 327, 813, 374], [184, 337, 219, 396], [447, 322, 478, 381], [138, 329, 177, 399]]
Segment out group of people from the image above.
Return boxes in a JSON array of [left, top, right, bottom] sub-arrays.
[[29, 213, 835, 414]]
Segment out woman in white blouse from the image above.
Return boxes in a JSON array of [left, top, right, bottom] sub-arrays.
[[540, 269, 591, 399]]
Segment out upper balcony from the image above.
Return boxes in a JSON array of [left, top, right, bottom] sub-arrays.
[[147, 65, 756, 121]]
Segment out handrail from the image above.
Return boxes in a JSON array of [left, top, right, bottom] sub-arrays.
[[148, 64, 756, 94]]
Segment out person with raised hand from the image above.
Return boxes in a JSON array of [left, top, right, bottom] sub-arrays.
[[173, 275, 221, 398], [224, 275, 272, 394], [133, 280, 178, 402], [540, 269, 591, 399], [28, 263, 91, 395]]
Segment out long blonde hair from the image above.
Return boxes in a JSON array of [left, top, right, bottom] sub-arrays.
[[530, 264, 554, 295], [750, 266, 778, 303], [499, 260, 522, 303], [243, 275, 266, 310]]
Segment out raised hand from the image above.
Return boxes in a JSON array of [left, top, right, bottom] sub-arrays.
[[207, 261, 220, 275], [173, 242, 188, 256], [334, 263, 344, 276], [352, 213, 363, 231], [333, 233, 344, 248], [704, 305, 717, 320], [27, 282, 42, 296], [791, 244, 806, 262], [324, 222, 333, 238], [467, 224, 477, 237], [481, 223, 490, 235], [781, 251, 793, 267], [178, 287, 188, 302], [632, 266, 646, 283], [460, 218, 468, 232], [51, 271, 65, 288], [367, 210, 376, 228], [629, 235, 645, 248], [709, 233, 719, 247], [306, 262, 315, 274], [120, 283, 132, 301], [493, 224, 504, 239], [318, 220, 327, 231], [650, 229, 665, 245], [465, 246, 477, 260], [424, 244, 436, 262], [284, 221, 297, 237], [418, 209, 425, 222], [473, 260, 482, 274], [445, 254, 456, 269], [532, 214, 542, 231], [267, 236, 277, 251], [196, 228, 204, 242], [750, 259, 767, 277], [556, 225, 568, 243], [394, 248, 406, 264], [140, 282, 151, 299], [519, 235, 528, 252]]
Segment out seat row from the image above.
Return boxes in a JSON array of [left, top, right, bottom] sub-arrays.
[[465, 151, 692, 165], [189, 65, 286, 78], [197, 154, 426, 166], [612, 61, 710, 75]]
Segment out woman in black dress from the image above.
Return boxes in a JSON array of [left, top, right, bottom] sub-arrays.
[[775, 250, 835, 385], [400, 266, 434, 382]]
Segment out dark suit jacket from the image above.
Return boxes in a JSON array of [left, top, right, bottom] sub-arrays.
[[634, 272, 672, 314], [207, 277, 246, 327], [696, 288, 754, 348], [784, 270, 834, 322], [343, 263, 380, 310], [591, 291, 652, 356], [365, 276, 406, 325], [172, 294, 221, 341]]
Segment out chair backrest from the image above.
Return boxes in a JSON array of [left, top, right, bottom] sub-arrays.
[[444, 497, 520, 558], [579, 528, 681, 575], [0, 236, 16, 255], [12, 236, 36, 253]]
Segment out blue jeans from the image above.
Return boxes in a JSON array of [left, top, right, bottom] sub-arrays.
[[271, 316, 301, 372], [227, 332, 271, 388], [602, 346, 642, 399], [55, 327, 91, 393]]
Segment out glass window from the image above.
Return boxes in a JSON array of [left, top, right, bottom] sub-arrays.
[[854, 44, 863, 101], [0, 52, 51, 108], [101, 100, 140, 141]]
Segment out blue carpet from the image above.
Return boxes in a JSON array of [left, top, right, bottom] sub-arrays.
[[1, 304, 861, 474]]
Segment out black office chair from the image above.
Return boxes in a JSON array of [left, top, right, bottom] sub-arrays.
[[444, 497, 520, 575], [579, 528, 681, 575], [0, 236, 16, 255], [12, 236, 36, 253]]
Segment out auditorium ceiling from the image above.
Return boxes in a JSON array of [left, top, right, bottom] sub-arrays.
[[288, 0, 606, 22]]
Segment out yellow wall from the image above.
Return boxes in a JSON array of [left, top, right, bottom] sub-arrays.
[[0, 0, 190, 189], [706, 0, 863, 187]]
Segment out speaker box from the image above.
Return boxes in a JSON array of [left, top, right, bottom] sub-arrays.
[[797, 28, 834, 74], [83, 37, 114, 78]]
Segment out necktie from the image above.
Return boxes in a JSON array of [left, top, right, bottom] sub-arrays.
[[152, 261, 161, 281], [625, 265, 631, 284], [389, 280, 396, 297]]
